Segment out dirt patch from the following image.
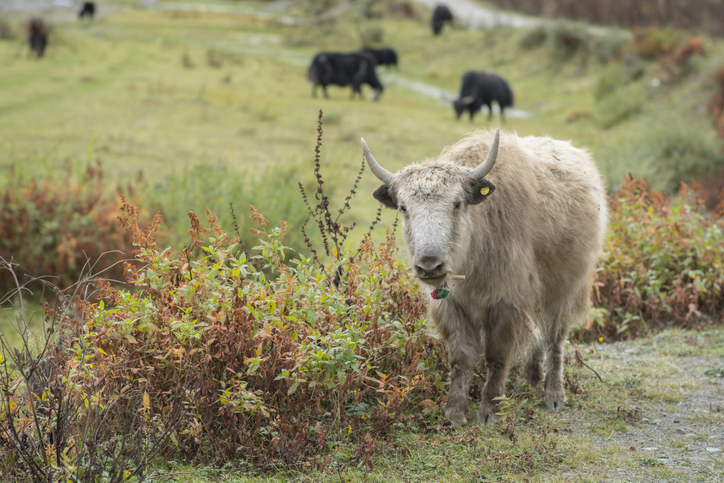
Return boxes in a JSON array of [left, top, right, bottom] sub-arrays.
[[557, 330, 724, 481]]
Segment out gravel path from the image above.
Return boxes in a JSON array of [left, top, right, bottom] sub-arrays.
[[560, 334, 724, 482]]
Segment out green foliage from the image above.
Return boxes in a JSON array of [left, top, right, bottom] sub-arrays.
[[360, 21, 385, 46], [83, 197, 439, 466], [594, 63, 629, 100], [0, 161, 139, 293], [148, 162, 316, 256], [594, 84, 644, 128], [0, 201, 441, 475], [575, 176, 724, 342], [600, 118, 724, 192], [547, 22, 589, 60], [630, 26, 683, 60], [519, 26, 547, 50], [590, 32, 629, 65]]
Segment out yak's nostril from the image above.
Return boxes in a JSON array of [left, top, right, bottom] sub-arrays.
[[416, 263, 445, 278]]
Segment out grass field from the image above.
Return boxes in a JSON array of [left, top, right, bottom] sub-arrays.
[[2, 1, 723, 252], [1, 1, 724, 481]]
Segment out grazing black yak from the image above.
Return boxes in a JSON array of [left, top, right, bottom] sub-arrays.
[[79, 2, 96, 20], [362, 47, 398, 69], [307, 51, 384, 100], [27, 18, 48, 58], [431, 5, 453, 35], [453, 71, 514, 122]]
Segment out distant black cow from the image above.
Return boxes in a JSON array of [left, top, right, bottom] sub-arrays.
[[27, 18, 48, 58], [431, 5, 453, 35], [308, 51, 384, 100], [453, 71, 514, 122], [363, 48, 398, 69], [79, 2, 96, 20]]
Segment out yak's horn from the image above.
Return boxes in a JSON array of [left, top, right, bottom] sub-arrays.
[[460, 95, 475, 105], [361, 138, 393, 184], [471, 129, 500, 180]]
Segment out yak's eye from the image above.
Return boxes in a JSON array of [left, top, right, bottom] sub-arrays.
[[400, 206, 407, 213], [453, 201, 462, 210]]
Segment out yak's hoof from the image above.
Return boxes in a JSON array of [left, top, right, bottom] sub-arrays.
[[477, 412, 498, 425], [444, 408, 467, 426], [545, 400, 564, 411]]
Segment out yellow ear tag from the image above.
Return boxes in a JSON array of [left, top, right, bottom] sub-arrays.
[[480, 186, 490, 196]]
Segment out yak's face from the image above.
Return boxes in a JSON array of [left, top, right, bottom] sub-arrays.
[[362, 130, 500, 286], [453, 99, 465, 120], [373, 166, 495, 286]]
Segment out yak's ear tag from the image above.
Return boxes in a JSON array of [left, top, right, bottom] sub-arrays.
[[480, 186, 490, 196]]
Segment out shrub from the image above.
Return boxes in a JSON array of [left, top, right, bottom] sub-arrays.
[[360, 20, 385, 46], [0, 18, 16, 40], [519, 26, 547, 50], [547, 22, 589, 60], [563, 107, 591, 123], [594, 84, 644, 128], [658, 36, 707, 82], [147, 162, 316, 259], [594, 63, 629, 100], [629, 25, 683, 60], [597, 117, 724, 193], [589, 32, 629, 65], [0, 161, 140, 294], [706, 64, 724, 139], [0, 261, 182, 483], [575, 176, 724, 342], [0, 113, 444, 473]]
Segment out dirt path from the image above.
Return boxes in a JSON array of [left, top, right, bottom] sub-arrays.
[[557, 330, 724, 481]]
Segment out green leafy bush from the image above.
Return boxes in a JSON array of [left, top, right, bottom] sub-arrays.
[[0, 113, 445, 474], [575, 176, 724, 341]]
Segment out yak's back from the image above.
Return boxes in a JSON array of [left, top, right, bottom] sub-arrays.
[[439, 129, 607, 263]]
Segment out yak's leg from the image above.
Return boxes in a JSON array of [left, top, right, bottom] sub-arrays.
[[522, 342, 544, 388], [478, 306, 518, 425], [544, 329, 566, 411], [487, 104, 493, 121], [500, 106, 506, 123], [322, 86, 329, 99], [437, 305, 481, 426]]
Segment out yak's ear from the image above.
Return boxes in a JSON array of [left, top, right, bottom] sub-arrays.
[[469, 179, 496, 205], [373, 184, 397, 209]]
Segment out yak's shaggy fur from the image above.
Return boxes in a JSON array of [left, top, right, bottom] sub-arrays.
[[365, 129, 607, 425]]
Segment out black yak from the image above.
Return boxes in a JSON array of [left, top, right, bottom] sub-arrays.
[[453, 71, 514, 122], [27, 18, 48, 58], [431, 5, 453, 35], [79, 2, 96, 20], [307, 51, 384, 100], [362, 47, 398, 69]]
